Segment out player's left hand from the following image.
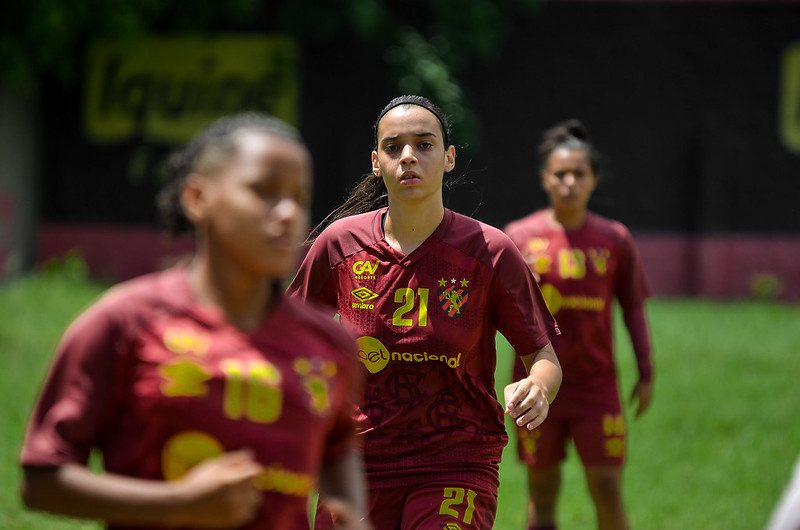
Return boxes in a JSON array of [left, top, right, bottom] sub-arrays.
[[630, 378, 653, 418], [503, 376, 549, 430]]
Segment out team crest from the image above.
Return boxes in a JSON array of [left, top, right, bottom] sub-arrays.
[[293, 357, 337, 416], [527, 237, 550, 253], [588, 248, 610, 276], [438, 277, 469, 318]]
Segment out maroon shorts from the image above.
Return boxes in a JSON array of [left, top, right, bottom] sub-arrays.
[[516, 409, 627, 468], [315, 475, 498, 530]]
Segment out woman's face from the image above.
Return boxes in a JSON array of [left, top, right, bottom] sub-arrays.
[[371, 105, 455, 206], [541, 147, 597, 213], [190, 130, 311, 278]]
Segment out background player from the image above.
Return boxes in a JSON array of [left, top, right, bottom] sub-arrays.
[[20, 113, 370, 529], [504, 120, 654, 530], [288, 95, 562, 529]]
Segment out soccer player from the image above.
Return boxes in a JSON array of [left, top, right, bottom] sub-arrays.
[[20, 114, 371, 530], [504, 120, 654, 530], [288, 95, 562, 529]]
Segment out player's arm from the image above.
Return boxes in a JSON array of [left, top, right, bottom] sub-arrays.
[[622, 302, 653, 418], [22, 451, 264, 528], [504, 342, 562, 431], [318, 449, 373, 529]]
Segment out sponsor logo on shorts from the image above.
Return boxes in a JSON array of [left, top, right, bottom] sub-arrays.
[[352, 260, 379, 280], [540, 283, 605, 315], [351, 287, 379, 310], [356, 335, 462, 374], [437, 277, 470, 318]]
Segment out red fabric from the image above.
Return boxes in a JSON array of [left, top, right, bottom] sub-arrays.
[[21, 267, 358, 530], [505, 211, 653, 414], [288, 207, 556, 489], [516, 399, 626, 468]]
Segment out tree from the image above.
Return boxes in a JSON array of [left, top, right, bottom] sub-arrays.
[[0, 0, 543, 148]]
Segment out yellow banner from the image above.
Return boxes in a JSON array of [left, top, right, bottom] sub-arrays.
[[780, 42, 800, 155], [84, 36, 298, 144]]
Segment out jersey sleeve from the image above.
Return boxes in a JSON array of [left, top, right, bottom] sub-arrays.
[[615, 229, 654, 381], [20, 300, 123, 467], [489, 236, 559, 356], [614, 228, 653, 311], [287, 235, 338, 310]]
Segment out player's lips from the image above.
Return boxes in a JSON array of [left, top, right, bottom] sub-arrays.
[[399, 171, 421, 183]]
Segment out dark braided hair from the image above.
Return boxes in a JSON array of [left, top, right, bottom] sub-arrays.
[[307, 95, 452, 241], [539, 119, 601, 176], [157, 113, 304, 237]]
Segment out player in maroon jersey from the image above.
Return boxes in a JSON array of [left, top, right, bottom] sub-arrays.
[[504, 120, 654, 530], [20, 114, 371, 530], [288, 95, 562, 529]]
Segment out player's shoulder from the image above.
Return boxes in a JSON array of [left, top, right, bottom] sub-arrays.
[[65, 268, 187, 338], [312, 209, 382, 261], [586, 212, 634, 242], [96, 268, 185, 314], [278, 296, 356, 356], [443, 209, 521, 262], [321, 210, 379, 238], [503, 209, 549, 237]]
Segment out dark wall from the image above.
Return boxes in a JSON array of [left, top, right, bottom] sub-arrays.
[[40, 2, 800, 235]]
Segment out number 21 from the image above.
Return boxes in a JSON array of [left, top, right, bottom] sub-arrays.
[[439, 487, 477, 524], [392, 287, 429, 327]]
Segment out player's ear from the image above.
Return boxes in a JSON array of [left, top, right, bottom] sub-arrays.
[[371, 151, 381, 177], [539, 170, 548, 192], [444, 145, 456, 173], [180, 173, 211, 225]]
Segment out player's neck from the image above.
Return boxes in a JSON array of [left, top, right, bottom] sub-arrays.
[[549, 207, 588, 230], [384, 198, 444, 255], [188, 255, 274, 331]]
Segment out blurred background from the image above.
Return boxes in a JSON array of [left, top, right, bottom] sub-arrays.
[[1, 0, 798, 299]]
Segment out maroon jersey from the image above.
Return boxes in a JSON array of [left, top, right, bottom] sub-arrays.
[[21, 267, 358, 530], [505, 210, 652, 414], [288, 207, 557, 488]]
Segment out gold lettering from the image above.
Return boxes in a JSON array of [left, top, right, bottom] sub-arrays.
[[780, 43, 800, 154], [85, 36, 298, 144]]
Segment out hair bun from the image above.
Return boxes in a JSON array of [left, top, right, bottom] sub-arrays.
[[562, 119, 588, 141]]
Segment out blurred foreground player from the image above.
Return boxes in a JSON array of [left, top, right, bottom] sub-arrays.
[[20, 113, 370, 530], [504, 120, 654, 530]]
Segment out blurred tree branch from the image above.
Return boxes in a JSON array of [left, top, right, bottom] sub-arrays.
[[0, 0, 543, 149]]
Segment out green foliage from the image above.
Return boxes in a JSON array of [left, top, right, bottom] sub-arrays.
[[39, 249, 90, 282], [1, 0, 545, 150], [0, 0, 260, 89]]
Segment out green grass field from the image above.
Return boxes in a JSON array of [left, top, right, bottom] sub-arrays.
[[1, 270, 798, 529]]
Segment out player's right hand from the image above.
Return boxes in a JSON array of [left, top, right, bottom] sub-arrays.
[[167, 450, 264, 528], [325, 497, 374, 530]]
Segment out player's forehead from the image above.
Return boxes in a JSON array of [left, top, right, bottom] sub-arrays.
[[376, 105, 443, 141], [547, 147, 591, 169]]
